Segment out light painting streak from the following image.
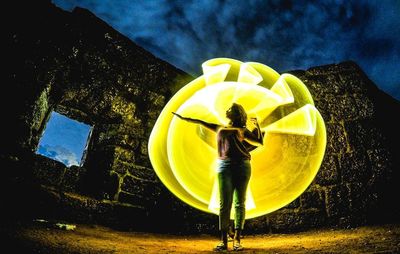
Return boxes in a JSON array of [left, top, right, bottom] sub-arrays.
[[148, 58, 326, 219]]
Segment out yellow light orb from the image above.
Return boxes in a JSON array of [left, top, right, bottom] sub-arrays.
[[148, 58, 326, 219]]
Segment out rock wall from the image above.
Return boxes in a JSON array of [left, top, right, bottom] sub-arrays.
[[261, 64, 400, 232], [3, 0, 399, 233]]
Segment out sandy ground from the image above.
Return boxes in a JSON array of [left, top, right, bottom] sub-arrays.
[[2, 221, 400, 253]]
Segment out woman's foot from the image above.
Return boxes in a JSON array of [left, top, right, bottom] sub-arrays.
[[233, 229, 243, 251], [213, 242, 228, 251], [233, 241, 244, 251]]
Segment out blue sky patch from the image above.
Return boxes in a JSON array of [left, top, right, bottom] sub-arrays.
[[37, 112, 92, 167]]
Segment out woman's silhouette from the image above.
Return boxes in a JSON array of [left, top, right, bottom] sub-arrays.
[[172, 103, 264, 251]]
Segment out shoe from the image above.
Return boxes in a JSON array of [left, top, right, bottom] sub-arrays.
[[233, 242, 244, 251], [213, 242, 227, 251]]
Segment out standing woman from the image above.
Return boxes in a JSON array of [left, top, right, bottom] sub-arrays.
[[172, 103, 264, 251]]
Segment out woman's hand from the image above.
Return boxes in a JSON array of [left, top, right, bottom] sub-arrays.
[[249, 117, 259, 126], [247, 117, 264, 145]]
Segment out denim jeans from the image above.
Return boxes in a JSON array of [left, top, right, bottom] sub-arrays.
[[217, 159, 251, 231]]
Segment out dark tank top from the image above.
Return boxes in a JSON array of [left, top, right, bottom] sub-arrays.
[[217, 128, 251, 160]]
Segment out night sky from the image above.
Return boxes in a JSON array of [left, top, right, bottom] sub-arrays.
[[52, 0, 399, 100], [41, 1, 400, 165]]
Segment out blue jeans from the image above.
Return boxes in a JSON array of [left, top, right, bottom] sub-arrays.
[[217, 159, 251, 231]]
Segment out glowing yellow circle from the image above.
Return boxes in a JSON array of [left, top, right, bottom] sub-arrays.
[[149, 58, 326, 219]]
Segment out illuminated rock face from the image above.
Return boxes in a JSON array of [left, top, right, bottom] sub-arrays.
[[149, 58, 326, 219]]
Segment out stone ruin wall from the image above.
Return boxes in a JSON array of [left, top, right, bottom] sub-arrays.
[[3, 0, 399, 233]]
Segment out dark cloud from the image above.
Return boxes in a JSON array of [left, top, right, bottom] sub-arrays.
[[52, 0, 400, 100]]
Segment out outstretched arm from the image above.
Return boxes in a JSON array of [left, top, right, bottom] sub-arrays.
[[172, 112, 220, 132], [243, 118, 264, 146]]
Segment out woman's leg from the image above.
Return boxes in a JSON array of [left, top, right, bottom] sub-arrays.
[[217, 169, 233, 247], [218, 170, 233, 234], [232, 161, 251, 238]]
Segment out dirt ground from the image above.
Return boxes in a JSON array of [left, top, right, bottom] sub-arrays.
[[2, 221, 400, 253]]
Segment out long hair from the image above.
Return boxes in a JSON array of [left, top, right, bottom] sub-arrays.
[[227, 103, 247, 127]]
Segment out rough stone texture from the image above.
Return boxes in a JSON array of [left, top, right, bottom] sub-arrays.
[[3, 0, 399, 234], [282, 62, 400, 230]]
